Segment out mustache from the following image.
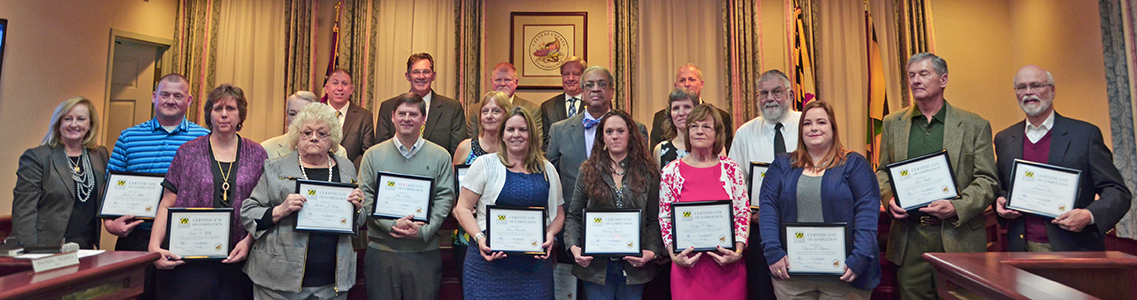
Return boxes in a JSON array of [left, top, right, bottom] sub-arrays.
[[1021, 95, 1041, 102]]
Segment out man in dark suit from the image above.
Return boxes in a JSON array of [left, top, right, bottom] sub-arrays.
[[467, 62, 540, 137], [377, 53, 468, 155], [648, 63, 733, 152], [540, 56, 585, 149], [324, 69, 376, 170], [994, 65, 1131, 252]]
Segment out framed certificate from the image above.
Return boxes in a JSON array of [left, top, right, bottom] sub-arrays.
[[582, 209, 642, 257], [780, 222, 851, 275], [372, 172, 434, 223], [671, 200, 735, 253], [486, 205, 547, 255], [749, 162, 770, 212], [1006, 159, 1082, 218], [166, 208, 232, 260], [454, 164, 470, 191], [885, 150, 959, 210], [294, 180, 357, 234], [98, 171, 165, 219]]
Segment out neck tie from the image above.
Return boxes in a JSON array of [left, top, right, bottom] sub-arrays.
[[336, 111, 343, 118], [774, 122, 786, 155], [567, 97, 578, 118], [583, 115, 600, 130]]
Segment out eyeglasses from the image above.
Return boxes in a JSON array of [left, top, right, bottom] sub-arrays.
[[300, 130, 330, 140], [1014, 82, 1051, 92], [158, 92, 187, 101], [758, 88, 786, 98], [583, 80, 611, 89], [409, 69, 433, 76]]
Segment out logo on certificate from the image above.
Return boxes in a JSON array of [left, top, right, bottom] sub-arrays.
[[1025, 171, 1034, 178], [795, 232, 804, 239], [341, 217, 348, 224], [497, 215, 506, 221], [627, 241, 634, 248], [594, 218, 602, 223], [145, 205, 153, 212], [942, 186, 950, 193], [387, 181, 395, 187], [832, 259, 841, 268], [307, 189, 316, 195], [1058, 204, 1067, 212], [117, 180, 126, 186], [531, 240, 539, 247], [180, 218, 189, 224], [682, 211, 691, 218], [760, 172, 766, 177], [900, 170, 909, 176], [416, 207, 423, 213], [215, 243, 223, 251], [719, 235, 726, 242]]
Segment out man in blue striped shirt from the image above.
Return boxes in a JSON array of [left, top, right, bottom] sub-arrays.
[[102, 73, 208, 300]]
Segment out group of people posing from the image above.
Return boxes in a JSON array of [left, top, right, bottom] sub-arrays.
[[11, 50, 1131, 300]]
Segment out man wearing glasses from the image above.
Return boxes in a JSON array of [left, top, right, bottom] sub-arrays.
[[376, 53, 469, 155]]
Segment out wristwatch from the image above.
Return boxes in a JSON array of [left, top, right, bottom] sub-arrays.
[[473, 233, 486, 243]]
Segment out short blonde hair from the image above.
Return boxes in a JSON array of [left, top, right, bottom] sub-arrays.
[[287, 103, 345, 155], [43, 97, 101, 149], [477, 91, 514, 135], [682, 104, 726, 155]]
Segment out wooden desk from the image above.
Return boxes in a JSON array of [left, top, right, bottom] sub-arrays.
[[923, 251, 1137, 300], [0, 251, 160, 300]]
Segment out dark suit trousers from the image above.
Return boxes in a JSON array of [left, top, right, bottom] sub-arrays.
[[746, 220, 776, 300]]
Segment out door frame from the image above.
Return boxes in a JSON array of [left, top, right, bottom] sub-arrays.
[[102, 29, 173, 142]]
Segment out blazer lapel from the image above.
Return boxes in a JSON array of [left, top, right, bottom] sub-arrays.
[[51, 146, 77, 197], [893, 106, 913, 161], [943, 104, 964, 174], [1006, 122, 1026, 163], [554, 93, 569, 120], [1047, 113, 1071, 165], [344, 105, 361, 135], [424, 99, 444, 137], [569, 114, 586, 158]]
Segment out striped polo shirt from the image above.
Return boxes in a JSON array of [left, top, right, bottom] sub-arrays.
[[107, 118, 210, 175]]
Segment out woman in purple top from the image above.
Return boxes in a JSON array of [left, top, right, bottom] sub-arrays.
[[148, 84, 267, 300]]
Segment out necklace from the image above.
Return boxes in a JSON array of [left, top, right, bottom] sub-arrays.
[[68, 150, 94, 202], [68, 156, 82, 173], [612, 160, 627, 176], [299, 155, 334, 181], [218, 160, 234, 202]]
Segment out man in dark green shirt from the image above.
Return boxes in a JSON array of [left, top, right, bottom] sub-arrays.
[[874, 53, 999, 300]]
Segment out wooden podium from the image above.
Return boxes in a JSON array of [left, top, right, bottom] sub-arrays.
[[923, 251, 1137, 300], [0, 251, 160, 300]]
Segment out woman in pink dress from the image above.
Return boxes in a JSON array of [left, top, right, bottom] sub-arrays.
[[659, 104, 750, 299]]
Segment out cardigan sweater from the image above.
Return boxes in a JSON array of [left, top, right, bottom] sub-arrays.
[[165, 135, 267, 246], [359, 138, 456, 252]]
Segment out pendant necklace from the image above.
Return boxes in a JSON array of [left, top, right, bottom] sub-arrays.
[[218, 160, 234, 202]]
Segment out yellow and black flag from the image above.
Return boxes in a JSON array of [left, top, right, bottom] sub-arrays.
[[866, 10, 889, 169], [792, 5, 818, 110]]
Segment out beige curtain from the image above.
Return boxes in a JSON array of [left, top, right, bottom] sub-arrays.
[[897, 0, 935, 107], [723, 0, 761, 126], [336, 0, 379, 111], [1099, 0, 1137, 238], [457, 0, 484, 107], [813, 0, 868, 154], [369, 0, 458, 111], [868, 0, 904, 114], [612, 0, 639, 113], [634, 0, 725, 123], [214, 0, 288, 142], [284, 0, 316, 102], [171, 0, 221, 124]]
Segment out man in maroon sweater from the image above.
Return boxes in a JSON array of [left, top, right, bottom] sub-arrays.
[[993, 65, 1131, 252]]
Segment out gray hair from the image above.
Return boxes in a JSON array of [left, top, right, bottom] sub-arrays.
[[907, 52, 948, 76], [757, 69, 792, 90], [677, 63, 704, 81], [288, 91, 318, 104], [287, 103, 344, 154], [580, 66, 615, 91]]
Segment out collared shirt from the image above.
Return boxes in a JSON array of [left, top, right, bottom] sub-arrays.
[[334, 104, 349, 131], [907, 103, 947, 158], [565, 94, 581, 116], [394, 134, 426, 159], [583, 110, 605, 157], [727, 110, 802, 179], [423, 91, 434, 119], [107, 118, 211, 174], [1024, 110, 1055, 144]]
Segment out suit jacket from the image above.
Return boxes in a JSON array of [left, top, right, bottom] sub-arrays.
[[340, 103, 376, 170], [875, 101, 999, 264], [12, 145, 109, 246], [540, 93, 583, 149], [466, 95, 540, 138], [377, 91, 468, 155], [649, 107, 735, 152], [241, 151, 362, 292], [758, 153, 881, 290], [994, 113, 1131, 251], [545, 113, 648, 206]]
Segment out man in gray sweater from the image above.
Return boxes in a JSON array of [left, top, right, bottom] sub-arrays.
[[359, 92, 456, 300]]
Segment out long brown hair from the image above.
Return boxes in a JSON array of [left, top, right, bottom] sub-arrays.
[[790, 100, 851, 170], [579, 110, 658, 207], [496, 107, 546, 174]]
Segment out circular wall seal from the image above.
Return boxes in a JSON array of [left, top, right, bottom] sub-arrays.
[[529, 30, 571, 71]]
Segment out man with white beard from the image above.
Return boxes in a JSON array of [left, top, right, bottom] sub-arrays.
[[727, 69, 800, 300]]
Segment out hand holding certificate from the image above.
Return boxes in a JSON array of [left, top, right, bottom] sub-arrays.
[[99, 171, 165, 219], [372, 172, 435, 223], [166, 208, 232, 260], [486, 205, 548, 255], [582, 209, 642, 256], [295, 180, 358, 234], [671, 200, 735, 253], [886, 150, 959, 210], [1006, 159, 1081, 218], [780, 223, 851, 276]]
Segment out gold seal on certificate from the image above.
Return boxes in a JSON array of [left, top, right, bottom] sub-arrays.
[[671, 200, 735, 253], [486, 205, 547, 255], [372, 172, 435, 223], [749, 162, 770, 211], [781, 223, 850, 275], [98, 171, 165, 219], [1006, 159, 1082, 218], [582, 209, 642, 256], [166, 208, 232, 260], [295, 180, 357, 234], [885, 150, 959, 210]]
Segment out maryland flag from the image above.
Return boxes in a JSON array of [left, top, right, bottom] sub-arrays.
[[321, 1, 343, 104], [792, 5, 818, 110], [866, 10, 889, 169]]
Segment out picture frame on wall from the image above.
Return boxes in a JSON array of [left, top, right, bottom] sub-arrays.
[[510, 12, 587, 89]]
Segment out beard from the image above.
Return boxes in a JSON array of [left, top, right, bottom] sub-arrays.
[[762, 102, 788, 122], [1019, 95, 1048, 117]]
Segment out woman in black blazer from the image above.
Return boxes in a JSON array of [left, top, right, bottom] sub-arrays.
[[12, 97, 109, 249]]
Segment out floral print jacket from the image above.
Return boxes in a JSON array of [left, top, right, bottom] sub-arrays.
[[658, 156, 751, 248]]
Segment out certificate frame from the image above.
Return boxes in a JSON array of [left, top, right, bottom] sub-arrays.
[[1005, 159, 1082, 219], [779, 222, 852, 276], [166, 208, 232, 260], [454, 164, 470, 192], [485, 205, 548, 255], [748, 162, 771, 212], [98, 171, 166, 219], [294, 180, 358, 234], [372, 172, 435, 223], [581, 208, 642, 257], [671, 200, 736, 253], [885, 150, 959, 210]]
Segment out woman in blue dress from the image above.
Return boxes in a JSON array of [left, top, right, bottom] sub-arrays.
[[451, 107, 565, 299]]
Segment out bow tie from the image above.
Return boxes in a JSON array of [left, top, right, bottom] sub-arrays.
[[582, 115, 600, 130]]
